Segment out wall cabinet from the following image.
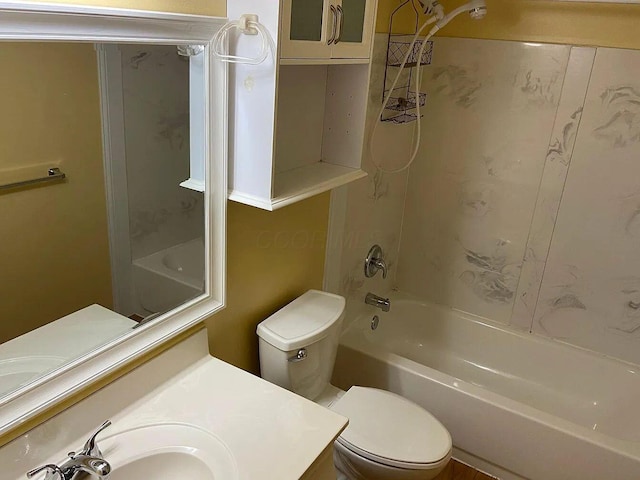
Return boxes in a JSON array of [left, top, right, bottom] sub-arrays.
[[227, 0, 377, 211], [280, 0, 376, 60]]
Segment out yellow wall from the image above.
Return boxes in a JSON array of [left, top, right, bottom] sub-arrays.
[[377, 0, 640, 49], [34, 0, 225, 16], [206, 196, 330, 374], [0, 42, 112, 343]]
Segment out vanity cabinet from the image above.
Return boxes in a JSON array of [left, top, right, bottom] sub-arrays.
[[301, 445, 339, 480], [227, 0, 377, 211], [280, 0, 375, 60], [1, 330, 348, 480]]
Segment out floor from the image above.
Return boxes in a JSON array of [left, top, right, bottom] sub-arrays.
[[434, 460, 497, 480]]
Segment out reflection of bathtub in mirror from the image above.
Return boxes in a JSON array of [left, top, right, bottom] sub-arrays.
[[132, 238, 205, 315], [0, 305, 136, 397]]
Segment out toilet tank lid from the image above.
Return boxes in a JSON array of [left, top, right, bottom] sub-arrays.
[[257, 290, 346, 351]]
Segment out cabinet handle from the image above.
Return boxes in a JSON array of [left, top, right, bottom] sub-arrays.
[[335, 5, 344, 44], [327, 4, 338, 45]]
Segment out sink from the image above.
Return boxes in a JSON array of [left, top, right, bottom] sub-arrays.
[[101, 423, 238, 480]]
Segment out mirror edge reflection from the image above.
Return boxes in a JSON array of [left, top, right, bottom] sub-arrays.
[[0, 3, 228, 439]]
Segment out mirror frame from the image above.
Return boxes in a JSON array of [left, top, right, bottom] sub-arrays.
[[0, 2, 227, 437]]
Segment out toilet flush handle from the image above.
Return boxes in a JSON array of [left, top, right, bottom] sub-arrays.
[[288, 348, 307, 362]]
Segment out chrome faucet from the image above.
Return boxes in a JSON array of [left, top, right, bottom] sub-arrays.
[[365, 292, 391, 312], [27, 420, 112, 480]]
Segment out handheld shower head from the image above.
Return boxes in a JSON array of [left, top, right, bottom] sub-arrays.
[[468, 0, 488, 20], [370, 0, 488, 174], [433, 0, 487, 30]]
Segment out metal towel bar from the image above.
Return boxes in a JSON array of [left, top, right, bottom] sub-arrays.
[[0, 167, 66, 191]]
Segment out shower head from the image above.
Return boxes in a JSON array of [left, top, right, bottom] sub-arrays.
[[467, 0, 488, 20], [433, 0, 487, 31], [371, 0, 488, 173]]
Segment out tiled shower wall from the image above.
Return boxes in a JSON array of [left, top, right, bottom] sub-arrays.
[[334, 35, 640, 366]]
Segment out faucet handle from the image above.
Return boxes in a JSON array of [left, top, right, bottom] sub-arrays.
[[373, 258, 388, 279], [26, 464, 64, 479], [365, 245, 388, 279], [74, 420, 111, 458]]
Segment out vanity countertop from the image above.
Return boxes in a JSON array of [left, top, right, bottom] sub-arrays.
[[1, 329, 348, 480]]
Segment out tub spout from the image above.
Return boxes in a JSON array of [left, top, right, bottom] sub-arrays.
[[365, 292, 391, 312]]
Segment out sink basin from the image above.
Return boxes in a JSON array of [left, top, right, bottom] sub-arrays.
[[102, 423, 238, 480]]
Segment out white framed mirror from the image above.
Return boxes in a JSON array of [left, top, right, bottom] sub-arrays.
[[0, 2, 227, 436]]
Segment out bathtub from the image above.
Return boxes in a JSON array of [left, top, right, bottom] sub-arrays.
[[132, 238, 204, 314], [332, 294, 640, 480]]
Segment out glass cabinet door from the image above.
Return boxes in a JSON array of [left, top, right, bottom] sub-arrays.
[[281, 0, 333, 59], [339, 0, 366, 43], [331, 0, 374, 59], [290, 0, 325, 41], [281, 0, 374, 60]]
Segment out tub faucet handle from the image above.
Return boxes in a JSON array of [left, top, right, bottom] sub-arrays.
[[365, 245, 388, 279]]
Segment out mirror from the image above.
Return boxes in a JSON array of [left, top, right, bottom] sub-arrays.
[[0, 41, 206, 399], [0, 4, 226, 436]]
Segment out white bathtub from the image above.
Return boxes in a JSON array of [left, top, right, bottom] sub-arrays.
[[333, 294, 640, 480], [132, 238, 204, 314]]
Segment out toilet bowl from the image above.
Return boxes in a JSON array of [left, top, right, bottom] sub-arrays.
[[334, 441, 450, 480], [257, 290, 452, 480], [331, 386, 451, 480]]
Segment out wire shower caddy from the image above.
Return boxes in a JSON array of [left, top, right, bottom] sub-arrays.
[[381, 0, 433, 124]]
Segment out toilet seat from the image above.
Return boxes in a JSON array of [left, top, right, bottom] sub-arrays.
[[330, 386, 452, 470]]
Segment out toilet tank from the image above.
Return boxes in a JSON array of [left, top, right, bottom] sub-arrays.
[[257, 290, 346, 401]]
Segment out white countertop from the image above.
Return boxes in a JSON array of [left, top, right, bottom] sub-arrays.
[[1, 329, 348, 480]]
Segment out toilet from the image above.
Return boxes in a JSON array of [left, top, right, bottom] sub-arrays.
[[257, 290, 452, 480]]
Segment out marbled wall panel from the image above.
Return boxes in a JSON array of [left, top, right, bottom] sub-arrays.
[[511, 47, 596, 331], [332, 34, 412, 301], [396, 38, 570, 323], [332, 37, 640, 365], [533, 48, 640, 364], [121, 44, 204, 260]]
